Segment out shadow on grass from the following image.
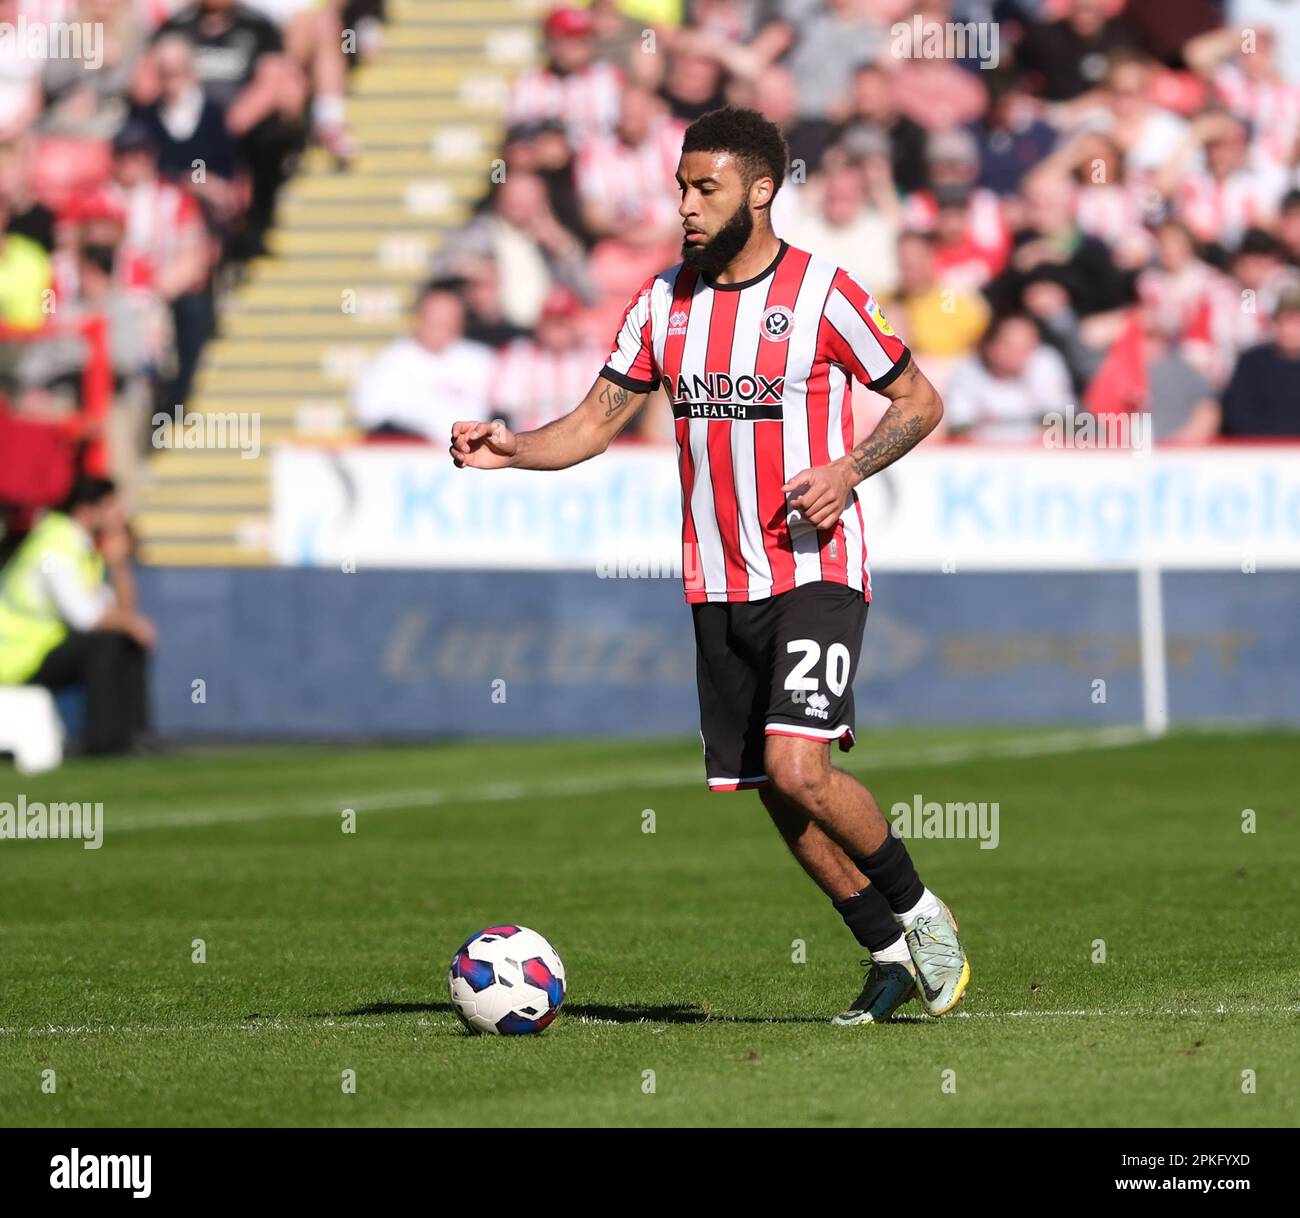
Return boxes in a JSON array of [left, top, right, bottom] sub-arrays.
[[317, 1001, 833, 1025]]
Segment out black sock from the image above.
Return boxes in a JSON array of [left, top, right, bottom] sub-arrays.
[[833, 885, 903, 953], [851, 831, 924, 915]]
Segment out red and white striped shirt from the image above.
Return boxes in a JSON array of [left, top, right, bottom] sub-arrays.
[[506, 62, 624, 148], [601, 240, 909, 605], [1213, 66, 1300, 172], [574, 117, 687, 229], [1174, 164, 1289, 249]]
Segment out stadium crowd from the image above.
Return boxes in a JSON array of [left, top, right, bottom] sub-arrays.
[[384, 0, 1300, 448], [3, 0, 1300, 503], [0, 0, 381, 499]]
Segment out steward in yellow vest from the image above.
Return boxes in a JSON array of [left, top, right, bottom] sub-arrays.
[[0, 477, 157, 754]]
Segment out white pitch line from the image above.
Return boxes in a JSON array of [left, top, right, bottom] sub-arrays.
[[102, 726, 1152, 835], [2, 1001, 1297, 1039], [948, 1004, 1300, 1020]]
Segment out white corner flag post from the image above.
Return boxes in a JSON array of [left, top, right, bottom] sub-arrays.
[[1136, 560, 1169, 736], [1134, 418, 1168, 736]]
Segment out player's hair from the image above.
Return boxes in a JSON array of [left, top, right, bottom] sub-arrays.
[[416, 276, 467, 310], [681, 106, 789, 200], [60, 475, 117, 514]]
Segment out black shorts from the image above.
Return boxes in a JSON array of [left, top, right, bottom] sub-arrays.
[[691, 581, 869, 792]]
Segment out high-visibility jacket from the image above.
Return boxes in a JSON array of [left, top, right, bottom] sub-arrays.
[[0, 513, 105, 684]]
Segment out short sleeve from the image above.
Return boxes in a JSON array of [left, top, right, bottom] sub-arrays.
[[822, 270, 911, 392], [599, 275, 660, 393]]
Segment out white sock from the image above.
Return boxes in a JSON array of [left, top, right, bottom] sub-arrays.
[[871, 936, 911, 964], [896, 887, 943, 930], [312, 94, 345, 130]]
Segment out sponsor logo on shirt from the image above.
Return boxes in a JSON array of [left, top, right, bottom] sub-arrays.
[[668, 371, 786, 421]]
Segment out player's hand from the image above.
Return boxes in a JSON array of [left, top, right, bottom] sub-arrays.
[[449, 419, 517, 469], [782, 462, 855, 530]]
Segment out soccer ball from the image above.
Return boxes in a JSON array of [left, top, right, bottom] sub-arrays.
[[448, 924, 566, 1035]]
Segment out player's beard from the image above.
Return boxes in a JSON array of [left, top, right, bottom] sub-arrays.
[[681, 199, 754, 276]]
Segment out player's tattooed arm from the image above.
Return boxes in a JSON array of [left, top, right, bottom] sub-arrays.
[[491, 374, 651, 470], [598, 379, 631, 419], [843, 359, 943, 485]]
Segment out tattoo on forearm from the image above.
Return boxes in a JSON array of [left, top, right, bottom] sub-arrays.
[[598, 381, 630, 417], [849, 406, 927, 481]]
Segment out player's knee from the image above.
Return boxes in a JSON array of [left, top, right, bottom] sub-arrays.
[[765, 739, 830, 809]]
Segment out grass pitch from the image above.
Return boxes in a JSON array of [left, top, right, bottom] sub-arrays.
[[1, 726, 1297, 1127]]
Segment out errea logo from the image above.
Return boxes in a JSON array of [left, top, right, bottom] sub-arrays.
[[50, 1148, 151, 1198], [805, 692, 830, 720], [761, 306, 793, 341], [668, 309, 688, 336]]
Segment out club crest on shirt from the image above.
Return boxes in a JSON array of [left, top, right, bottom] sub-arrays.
[[761, 305, 794, 341]]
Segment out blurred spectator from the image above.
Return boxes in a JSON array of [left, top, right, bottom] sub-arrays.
[[831, 63, 928, 195], [1014, 0, 1133, 103], [903, 129, 1011, 286], [786, 151, 900, 297], [1126, 302, 1223, 441], [491, 286, 605, 434], [0, 0, 43, 141], [40, 0, 146, 139], [783, 0, 887, 125], [354, 279, 494, 441], [0, 142, 54, 253], [1040, 130, 1154, 269], [141, 0, 308, 260], [0, 476, 155, 756], [242, 0, 353, 156], [458, 258, 529, 350], [974, 69, 1057, 196], [1081, 51, 1190, 186], [576, 85, 685, 244], [1158, 112, 1289, 254], [657, 44, 728, 123], [1278, 190, 1300, 267], [435, 171, 593, 330], [588, 0, 649, 74], [79, 122, 214, 407], [753, 64, 835, 186], [988, 169, 1131, 325], [1086, 304, 1227, 441], [506, 6, 624, 148], [942, 312, 1074, 442], [1226, 0, 1300, 86], [662, 2, 793, 94], [893, 230, 990, 373], [1191, 23, 1300, 175], [1119, 0, 1220, 70], [1228, 228, 1300, 353], [17, 234, 171, 505], [501, 118, 591, 250], [134, 33, 242, 232], [0, 196, 52, 331], [1219, 282, 1300, 436], [892, 13, 989, 132], [1135, 219, 1237, 385]]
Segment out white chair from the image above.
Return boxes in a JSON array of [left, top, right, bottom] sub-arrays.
[[0, 685, 65, 773]]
